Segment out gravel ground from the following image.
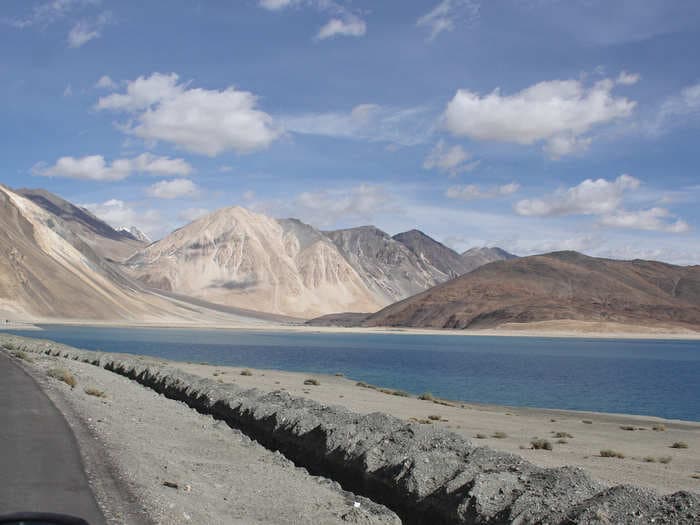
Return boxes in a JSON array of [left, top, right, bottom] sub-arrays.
[[21, 352, 399, 525]]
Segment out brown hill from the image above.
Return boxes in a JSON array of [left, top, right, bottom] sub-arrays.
[[364, 251, 700, 330]]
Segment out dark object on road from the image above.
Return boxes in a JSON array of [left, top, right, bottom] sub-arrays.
[[0, 512, 89, 524]]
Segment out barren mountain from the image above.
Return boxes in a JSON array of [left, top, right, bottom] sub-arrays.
[[364, 251, 700, 330], [392, 229, 472, 278], [126, 208, 382, 318], [324, 226, 449, 303], [18, 188, 144, 261], [461, 246, 517, 273]]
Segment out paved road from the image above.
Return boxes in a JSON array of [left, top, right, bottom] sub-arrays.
[[0, 352, 105, 524]]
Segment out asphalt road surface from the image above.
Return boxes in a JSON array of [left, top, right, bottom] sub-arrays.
[[0, 352, 105, 524]]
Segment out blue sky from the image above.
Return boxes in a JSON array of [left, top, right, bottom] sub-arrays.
[[2, 0, 700, 263]]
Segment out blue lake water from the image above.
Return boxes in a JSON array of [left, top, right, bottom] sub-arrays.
[[8, 325, 700, 421]]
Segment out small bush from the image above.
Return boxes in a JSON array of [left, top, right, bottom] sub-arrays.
[[582, 420, 593, 425], [553, 431, 573, 439], [334, 372, 344, 377], [652, 424, 666, 432], [491, 431, 507, 439], [671, 442, 688, 449], [433, 399, 456, 407], [600, 449, 625, 459], [391, 390, 409, 397], [475, 433, 487, 439], [556, 439, 568, 444], [240, 370, 253, 376], [418, 392, 434, 401], [304, 378, 320, 386], [84, 387, 106, 398], [427, 414, 442, 421], [620, 425, 637, 431], [11, 350, 32, 362], [643, 456, 656, 463], [659, 456, 672, 464], [409, 417, 432, 425], [531, 439, 553, 450], [47, 368, 76, 388]]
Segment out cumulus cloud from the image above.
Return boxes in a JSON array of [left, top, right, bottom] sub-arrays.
[[515, 175, 689, 234], [423, 140, 478, 176], [443, 76, 636, 158], [317, 16, 366, 39], [281, 103, 433, 146], [417, 0, 480, 40], [67, 11, 110, 48], [33, 153, 192, 181], [147, 179, 200, 199], [96, 73, 280, 156], [446, 182, 519, 201], [82, 199, 163, 238], [95, 75, 116, 89], [600, 208, 690, 233], [515, 175, 640, 217]]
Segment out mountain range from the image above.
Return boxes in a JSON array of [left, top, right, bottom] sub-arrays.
[[3, 185, 698, 333]]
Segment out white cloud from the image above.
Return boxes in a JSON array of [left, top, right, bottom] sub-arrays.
[[95, 75, 116, 89], [281, 103, 434, 146], [423, 140, 478, 176], [417, 0, 480, 40], [600, 208, 690, 233], [82, 199, 163, 239], [317, 16, 366, 39], [443, 76, 636, 158], [446, 182, 519, 201], [4, 0, 98, 29], [178, 207, 210, 222], [645, 82, 700, 136], [243, 190, 256, 201], [515, 175, 689, 234], [515, 175, 640, 217], [96, 72, 280, 156], [33, 153, 192, 181], [67, 11, 110, 48], [147, 179, 200, 199], [63, 84, 72, 97], [258, 0, 297, 9], [617, 71, 640, 86]]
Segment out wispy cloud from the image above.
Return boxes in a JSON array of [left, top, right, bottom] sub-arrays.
[[67, 11, 110, 48], [423, 140, 479, 176], [446, 182, 519, 201], [417, 0, 480, 40], [258, 0, 367, 40]]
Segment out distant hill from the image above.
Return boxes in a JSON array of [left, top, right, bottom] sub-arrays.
[[392, 229, 472, 278], [461, 246, 517, 272], [363, 251, 700, 330], [17, 188, 144, 261], [125, 208, 382, 318], [324, 226, 448, 303]]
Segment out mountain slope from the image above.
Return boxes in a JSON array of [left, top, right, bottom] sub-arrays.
[[461, 246, 517, 273], [364, 251, 700, 330], [392, 229, 472, 278], [125, 208, 382, 318], [324, 226, 449, 303], [17, 188, 144, 261]]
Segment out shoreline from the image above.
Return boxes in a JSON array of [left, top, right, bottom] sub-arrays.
[[6, 317, 700, 341]]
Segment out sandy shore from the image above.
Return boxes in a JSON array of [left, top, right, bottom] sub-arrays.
[[173, 362, 700, 495], [14, 351, 399, 525], [9, 317, 700, 340]]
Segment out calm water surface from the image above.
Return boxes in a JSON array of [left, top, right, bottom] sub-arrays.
[[8, 325, 700, 421]]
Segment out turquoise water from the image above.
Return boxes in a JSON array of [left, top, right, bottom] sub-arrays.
[[8, 325, 700, 421]]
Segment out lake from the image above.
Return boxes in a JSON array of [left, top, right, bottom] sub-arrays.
[[8, 325, 700, 421]]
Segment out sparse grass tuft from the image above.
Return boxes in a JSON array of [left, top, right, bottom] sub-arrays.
[[530, 438, 553, 450], [643, 456, 656, 463], [671, 442, 688, 449], [475, 433, 487, 439], [556, 439, 568, 444], [11, 350, 33, 362], [334, 372, 344, 377], [433, 399, 456, 407], [491, 431, 507, 439], [47, 368, 76, 388], [582, 420, 593, 425], [600, 449, 625, 459], [620, 425, 637, 431], [304, 378, 320, 386], [409, 417, 432, 425], [240, 370, 253, 376], [691, 474, 700, 479], [418, 392, 434, 401], [427, 414, 442, 421], [391, 390, 409, 397], [84, 387, 106, 398], [553, 431, 573, 439], [652, 424, 666, 432], [658, 456, 672, 464]]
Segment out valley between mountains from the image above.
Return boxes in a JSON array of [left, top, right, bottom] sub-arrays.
[[2, 184, 699, 335]]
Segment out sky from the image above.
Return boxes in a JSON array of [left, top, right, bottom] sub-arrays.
[[2, 0, 700, 263]]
